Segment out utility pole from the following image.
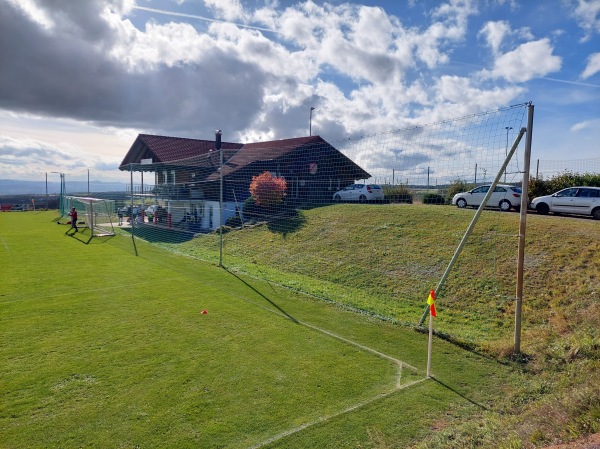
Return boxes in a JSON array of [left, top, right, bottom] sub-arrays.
[[309, 107, 315, 136], [51, 172, 65, 215], [45, 172, 48, 210]]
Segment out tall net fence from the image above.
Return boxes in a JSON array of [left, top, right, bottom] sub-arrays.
[[534, 157, 600, 178], [112, 103, 533, 343]]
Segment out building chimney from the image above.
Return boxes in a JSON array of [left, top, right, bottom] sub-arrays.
[[215, 130, 222, 151]]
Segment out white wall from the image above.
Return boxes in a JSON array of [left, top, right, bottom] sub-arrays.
[[165, 200, 239, 230]]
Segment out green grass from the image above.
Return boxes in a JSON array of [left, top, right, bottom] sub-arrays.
[[1, 211, 517, 449], [126, 203, 600, 447], [143, 205, 550, 342], [157, 205, 599, 344]]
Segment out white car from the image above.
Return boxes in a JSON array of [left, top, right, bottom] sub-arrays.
[[452, 184, 522, 211], [530, 186, 600, 220], [333, 184, 385, 203]]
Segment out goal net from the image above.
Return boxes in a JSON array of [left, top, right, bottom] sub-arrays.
[[65, 196, 116, 238], [120, 103, 533, 345]]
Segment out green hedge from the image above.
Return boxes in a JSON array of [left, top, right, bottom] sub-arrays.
[[529, 171, 600, 197], [382, 185, 413, 203], [422, 193, 445, 205]]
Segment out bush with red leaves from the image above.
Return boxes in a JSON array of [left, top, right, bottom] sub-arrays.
[[249, 171, 287, 206]]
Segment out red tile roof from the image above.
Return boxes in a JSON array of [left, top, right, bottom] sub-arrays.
[[214, 136, 325, 178], [119, 134, 243, 167], [120, 133, 370, 180]]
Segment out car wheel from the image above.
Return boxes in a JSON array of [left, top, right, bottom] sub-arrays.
[[499, 200, 511, 212], [359, 195, 367, 203], [456, 198, 467, 208], [536, 203, 550, 215], [333, 194, 341, 202], [592, 207, 600, 220]]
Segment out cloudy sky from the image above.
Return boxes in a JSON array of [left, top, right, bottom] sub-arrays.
[[0, 0, 599, 183]]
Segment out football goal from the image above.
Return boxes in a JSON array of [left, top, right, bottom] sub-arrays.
[[65, 196, 116, 239]]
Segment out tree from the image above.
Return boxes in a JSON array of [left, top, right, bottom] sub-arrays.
[[249, 171, 287, 206]]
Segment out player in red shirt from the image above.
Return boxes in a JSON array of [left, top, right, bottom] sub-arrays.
[[68, 207, 78, 233]]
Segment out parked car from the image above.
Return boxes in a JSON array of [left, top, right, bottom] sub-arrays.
[[452, 184, 522, 211], [530, 186, 600, 220], [333, 184, 385, 203], [119, 205, 143, 217]]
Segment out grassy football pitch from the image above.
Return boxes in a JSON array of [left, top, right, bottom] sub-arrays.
[[0, 212, 513, 448]]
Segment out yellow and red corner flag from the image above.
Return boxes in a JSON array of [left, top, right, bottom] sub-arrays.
[[427, 290, 437, 317]]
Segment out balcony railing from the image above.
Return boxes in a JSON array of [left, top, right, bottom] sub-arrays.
[[152, 184, 197, 200]]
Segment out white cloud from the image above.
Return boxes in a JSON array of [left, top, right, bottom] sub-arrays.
[[204, 0, 249, 22], [0, 131, 131, 181], [3, 0, 599, 182], [0, 135, 86, 176], [412, 0, 476, 69], [571, 118, 600, 131], [6, 0, 53, 29], [479, 21, 511, 55], [571, 0, 600, 42], [0, 0, 529, 148], [430, 75, 525, 121], [481, 38, 562, 83], [0, 0, 539, 135], [109, 20, 211, 70], [581, 52, 600, 79]]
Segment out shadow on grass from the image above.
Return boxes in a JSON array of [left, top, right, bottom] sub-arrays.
[[225, 268, 299, 324], [430, 377, 489, 411], [415, 326, 510, 366], [65, 227, 116, 245], [265, 210, 306, 236]]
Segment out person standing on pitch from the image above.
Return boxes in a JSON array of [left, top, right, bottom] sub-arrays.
[[68, 207, 78, 233]]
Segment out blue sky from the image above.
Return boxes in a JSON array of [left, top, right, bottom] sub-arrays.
[[0, 0, 598, 183]]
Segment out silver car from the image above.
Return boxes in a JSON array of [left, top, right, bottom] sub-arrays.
[[452, 184, 522, 211], [530, 186, 600, 220]]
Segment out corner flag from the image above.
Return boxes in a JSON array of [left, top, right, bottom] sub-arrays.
[[427, 290, 437, 317], [426, 289, 437, 378]]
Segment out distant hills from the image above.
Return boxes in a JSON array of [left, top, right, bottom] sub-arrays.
[[0, 179, 132, 195]]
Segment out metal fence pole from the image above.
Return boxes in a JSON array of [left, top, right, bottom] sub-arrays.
[[130, 164, 138, 256], [514, 103, 534, 355], [216, 130, 223, 267]]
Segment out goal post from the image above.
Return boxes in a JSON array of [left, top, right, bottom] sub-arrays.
[[65, 196, 116, 238]]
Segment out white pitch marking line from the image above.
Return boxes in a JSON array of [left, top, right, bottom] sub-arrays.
[[247, 377, 428, 449], [235, 297, 427, 449]]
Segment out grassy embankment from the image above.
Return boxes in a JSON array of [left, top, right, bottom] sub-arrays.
[[136, 203, 600, 448]]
